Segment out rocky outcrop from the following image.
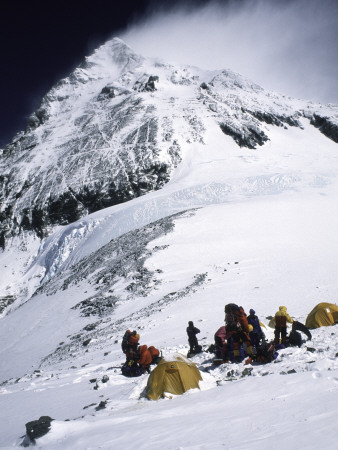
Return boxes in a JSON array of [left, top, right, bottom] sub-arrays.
[[310, 114, 338, 143], [220, 122, 269, 149], [22, 416, 54, 446], [134, 75, 159, 92], [245, 110, 302, 128], [0, 295, 16, 314]]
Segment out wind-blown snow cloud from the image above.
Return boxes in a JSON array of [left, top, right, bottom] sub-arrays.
[[121, 0, 338, 104]]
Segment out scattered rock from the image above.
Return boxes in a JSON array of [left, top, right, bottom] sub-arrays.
[[97, 85, 115, 100], [95, 400, 107, 411], [83, 403, 96, 410], [23, 416, 54, 445], [101, 375, 109, 383], [306, 347, 316, 353], [241, 368, 253, 377], [83, 339, 91, 346], [0, 295, 16, 315], [89, 378, 97, 383], [83, 323, 98, 332]]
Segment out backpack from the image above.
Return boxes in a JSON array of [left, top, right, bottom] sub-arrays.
[[121, 361, 142, 377], [288, 330, 302, 347], [225, 304, 249, 333], [256, 342, 278, 363], [121, 330, 135, 354], [148, 346, 161, 364]]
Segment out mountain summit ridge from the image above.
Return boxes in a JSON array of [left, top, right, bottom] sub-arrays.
[[1, 37, 337, 250]]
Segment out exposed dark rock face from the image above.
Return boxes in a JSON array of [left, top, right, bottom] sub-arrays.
[[220, 123, 269, 149], [0, 295, 16, 314], [133, 75, 159, 92], [246, 110, 302, 128], [219, 109, 302, 149], [310, 114, 338, 143]]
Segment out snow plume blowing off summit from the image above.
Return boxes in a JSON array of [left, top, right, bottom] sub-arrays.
[[121, 0, 338, 104]]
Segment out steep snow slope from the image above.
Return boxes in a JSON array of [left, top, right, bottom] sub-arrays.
[[0, 38, 337, 449], [3, 114, 337, 306], [0, 184, 337, 448]]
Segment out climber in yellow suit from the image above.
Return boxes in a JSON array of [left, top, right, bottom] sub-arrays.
[[274, 306, 293, 344]]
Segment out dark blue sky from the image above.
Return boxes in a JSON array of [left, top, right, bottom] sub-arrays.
[[0, 0, 212, 147], [1, 0, 337, 148]]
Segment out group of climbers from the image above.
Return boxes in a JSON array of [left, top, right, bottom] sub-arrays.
[[120, 304, 312, 377], [212, 303, 311, 365], [121, 330, 160, 377]]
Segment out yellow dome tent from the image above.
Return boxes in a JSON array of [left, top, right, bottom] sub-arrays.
[[305, 302, 338, 329], [146, 353, 202, 401]]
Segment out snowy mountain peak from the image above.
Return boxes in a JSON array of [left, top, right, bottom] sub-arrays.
[[84, 37, 144, 74], [0, 37, 337, 278]]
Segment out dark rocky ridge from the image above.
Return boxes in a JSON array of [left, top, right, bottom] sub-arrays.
[[220, 122, 270, 149], [309, 114, 338, 143]]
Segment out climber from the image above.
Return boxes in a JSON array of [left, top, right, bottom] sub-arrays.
[[224, 303, 254, 362], [121, 330, 140, 355], [214, 325, 228, 360], [274, 306, 293, 344], [148, 346, 161, 365], [135, 345, 153, 373], [247, 309, 265, 347], [186, 321, 202, 355]]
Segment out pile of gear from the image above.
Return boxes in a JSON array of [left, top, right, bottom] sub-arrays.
[[121, 330, 160, 377]]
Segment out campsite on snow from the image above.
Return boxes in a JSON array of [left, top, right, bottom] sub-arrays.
[[0, 36, 337, 449]]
